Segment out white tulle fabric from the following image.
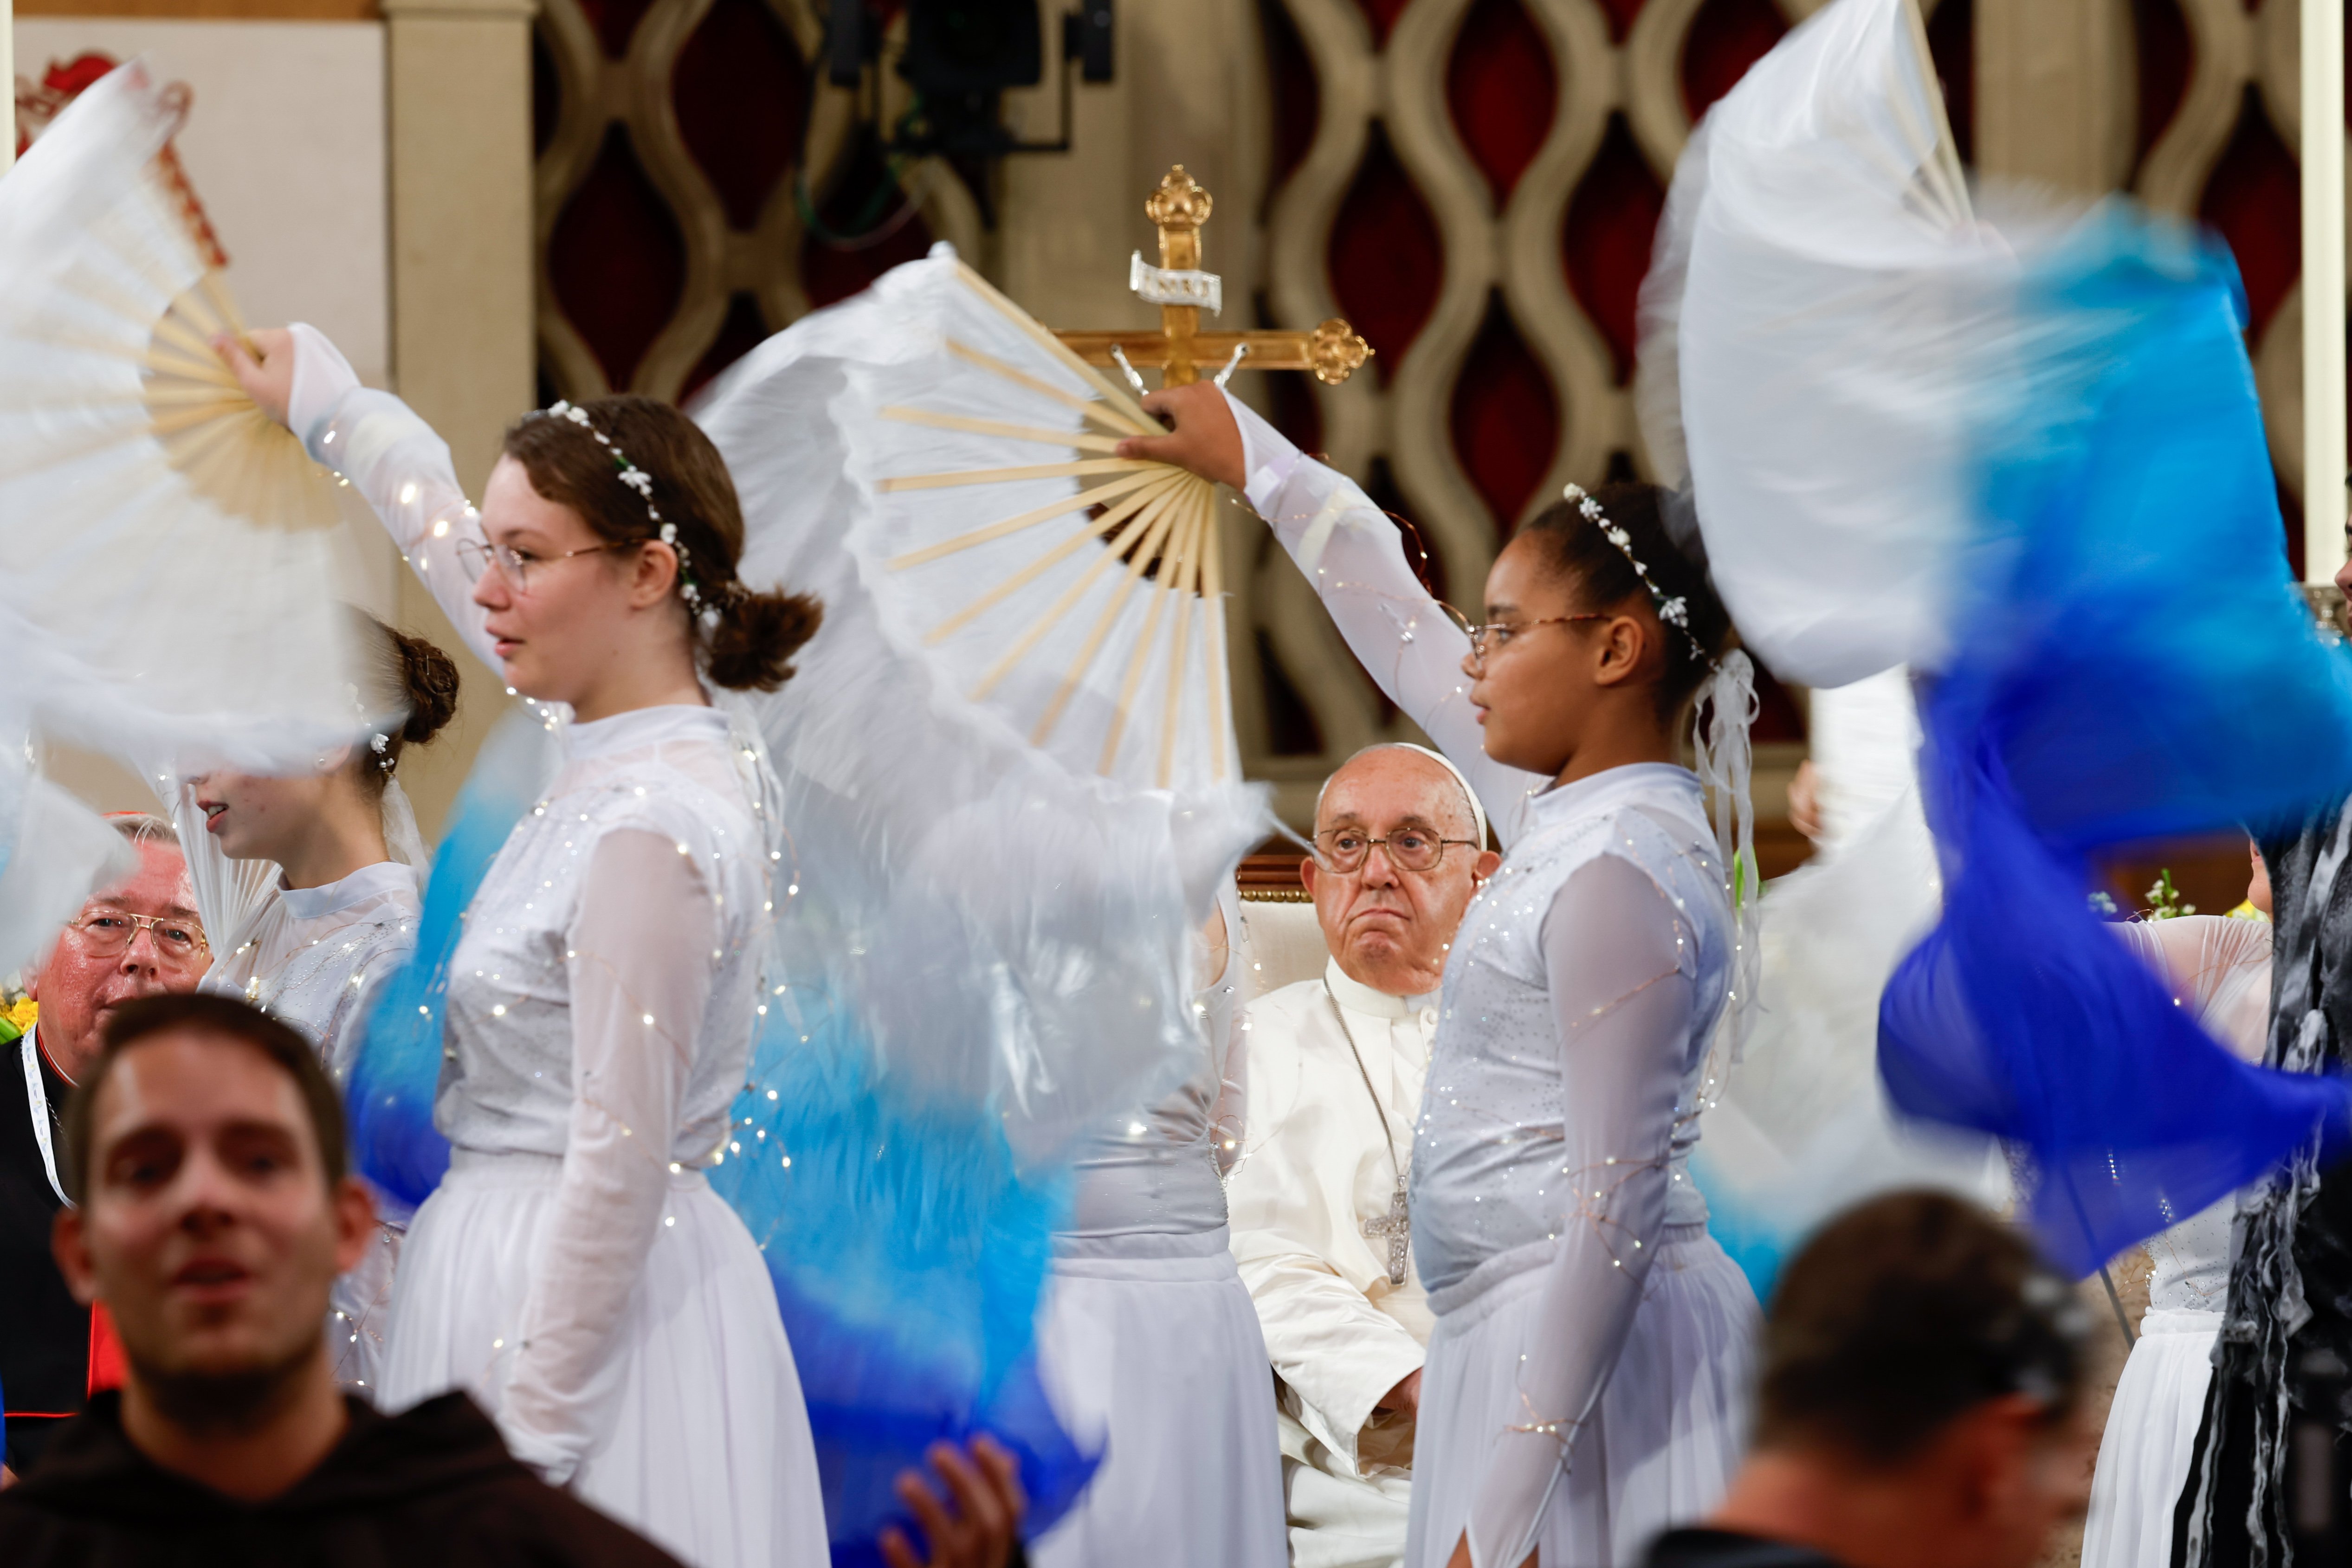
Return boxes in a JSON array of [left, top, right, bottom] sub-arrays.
[[294, 331, 825, 1568], [2082, 915, 2271, 1568], [690, 256, 1267, 1171], [1637, 0, 1992, 688], [1232, 407, 1757, 1567], [0, 64, 373, 974]]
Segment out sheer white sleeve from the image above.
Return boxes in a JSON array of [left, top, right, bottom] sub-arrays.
[[496, 827, 717, 1482], [1467, 852, 1695, 1568], [1223, 393, 1548, 847], [286, 323, 497, 670]]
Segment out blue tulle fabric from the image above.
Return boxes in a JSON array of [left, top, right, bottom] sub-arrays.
[[345, 707, 553, 1207], [1877, 210, 2352, 1276], [710, 987, 1095, 1565]]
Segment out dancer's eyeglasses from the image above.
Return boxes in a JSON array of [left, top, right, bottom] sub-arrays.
[[456, 537, 628, 592]]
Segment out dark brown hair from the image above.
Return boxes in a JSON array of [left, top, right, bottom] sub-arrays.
[[1517, 482, 1734, 721], [1754, 1191, 2090, 1465], [502, 395, 823, 690], [350, 607, 460, 795], [62, 993, 348, 1203]]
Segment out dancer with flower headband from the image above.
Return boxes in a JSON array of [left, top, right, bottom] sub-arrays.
[[1119, 385, 1763, 1568], [211, 326, 846, 1568]]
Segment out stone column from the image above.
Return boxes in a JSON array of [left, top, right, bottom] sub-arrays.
[[380, 0, 537, 832]]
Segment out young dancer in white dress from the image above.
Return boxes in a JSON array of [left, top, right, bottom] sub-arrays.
[[1031, 881, 1289, 1568], [2082, 867, 2273, 1568], [185, 609, 460, 1392], [1124, 383, 1763, 1568], [220, 325, 831, 1568]]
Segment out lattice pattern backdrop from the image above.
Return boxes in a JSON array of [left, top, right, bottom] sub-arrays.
[[531, 0, 981, 405], [526, 0, 2336, 813]]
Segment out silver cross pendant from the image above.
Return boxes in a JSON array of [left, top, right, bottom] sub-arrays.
[[1362, 1174, 1411, 1286]]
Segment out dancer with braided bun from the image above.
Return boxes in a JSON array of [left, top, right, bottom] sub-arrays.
[[183, 608, 461, 1394], [214, 326, 836, 1568], [1123, 383, 1763, 1568]]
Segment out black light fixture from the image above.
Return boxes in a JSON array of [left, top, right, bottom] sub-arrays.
[[825, 0, 1114, 202]]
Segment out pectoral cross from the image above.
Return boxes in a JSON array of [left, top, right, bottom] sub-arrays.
[[1363, 1174, 1411, 1287], [1053, 166, 1373, 389]]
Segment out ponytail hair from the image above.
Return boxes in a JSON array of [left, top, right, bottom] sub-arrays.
[[502, 394, 824, 691]]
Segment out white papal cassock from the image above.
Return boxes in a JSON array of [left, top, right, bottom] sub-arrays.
[[1229, 958, 1439, 1568]]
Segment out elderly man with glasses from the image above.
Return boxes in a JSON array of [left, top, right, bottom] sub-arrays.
[[2, 813, 206, 1479], [1226, 746, 1500, 1568]]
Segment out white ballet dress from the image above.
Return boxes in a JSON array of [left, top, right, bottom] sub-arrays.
[[1032, 883, 1290, 1568], [2081, 914, 2272, 1568], [198, 858, 420, 1393], [287, 324, 827, 1568], [1228, 392, 1760, 1568]]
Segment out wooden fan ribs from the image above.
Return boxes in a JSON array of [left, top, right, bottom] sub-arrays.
[[881, 273, 1243, 786]]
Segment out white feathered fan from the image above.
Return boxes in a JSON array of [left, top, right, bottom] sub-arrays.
[[845, 262, 1240, 794], [0, 59, 371, 970]]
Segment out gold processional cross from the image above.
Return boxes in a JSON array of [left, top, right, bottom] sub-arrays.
[[1052, 166, 1372, 390]]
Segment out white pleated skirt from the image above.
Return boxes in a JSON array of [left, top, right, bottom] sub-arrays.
[[1404, 1224, 1759, 1568], [379, 1152, 828, 1568], [1030, 1226, 1289, 1568], [2081, 1308, 2221, 1568]]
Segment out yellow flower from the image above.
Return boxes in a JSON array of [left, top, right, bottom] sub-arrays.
[[5, 996, 36, 1033]]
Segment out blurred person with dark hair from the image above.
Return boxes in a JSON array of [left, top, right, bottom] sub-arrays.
[[1648, 1190, 2097, 1568], [0, 992, 1025, 1568], [183, 608, 463, 1393], [2, 815, 202, 1478]]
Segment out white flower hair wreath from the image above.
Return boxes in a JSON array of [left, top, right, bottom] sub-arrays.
[[536, 399, 734, 628]]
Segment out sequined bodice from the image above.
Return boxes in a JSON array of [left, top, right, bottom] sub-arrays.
[[1409, 765, 1730, 1300], [200, 861, 420, 1081], [435, 707, 770, 1167]]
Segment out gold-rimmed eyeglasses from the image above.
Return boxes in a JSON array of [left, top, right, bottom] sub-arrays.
[[1312, 826, 1481, 875], [1436, 602, 1606, 665], [71, 910, 208, 966], [455, 537, 629, 593]]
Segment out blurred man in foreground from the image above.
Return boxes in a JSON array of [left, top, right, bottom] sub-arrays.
[[1649, 1191, 2097, 1568], [0, 993, 1024, 1568]]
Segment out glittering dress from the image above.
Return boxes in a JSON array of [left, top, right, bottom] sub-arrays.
[[288, 325, 826, 1568], [1032, 882, 1290, 1568], [1228, 392, 1761, 1568], [199, 859, 420, 1393], [2081, 914, 2270, 1568]]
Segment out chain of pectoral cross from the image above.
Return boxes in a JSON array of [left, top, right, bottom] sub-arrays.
[[1321, 984, 1415, 1286]]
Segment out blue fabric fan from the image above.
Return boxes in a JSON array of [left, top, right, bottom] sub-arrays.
[[1648, 0, 2352, 1284], [1877, 216, 2352, 1277]]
